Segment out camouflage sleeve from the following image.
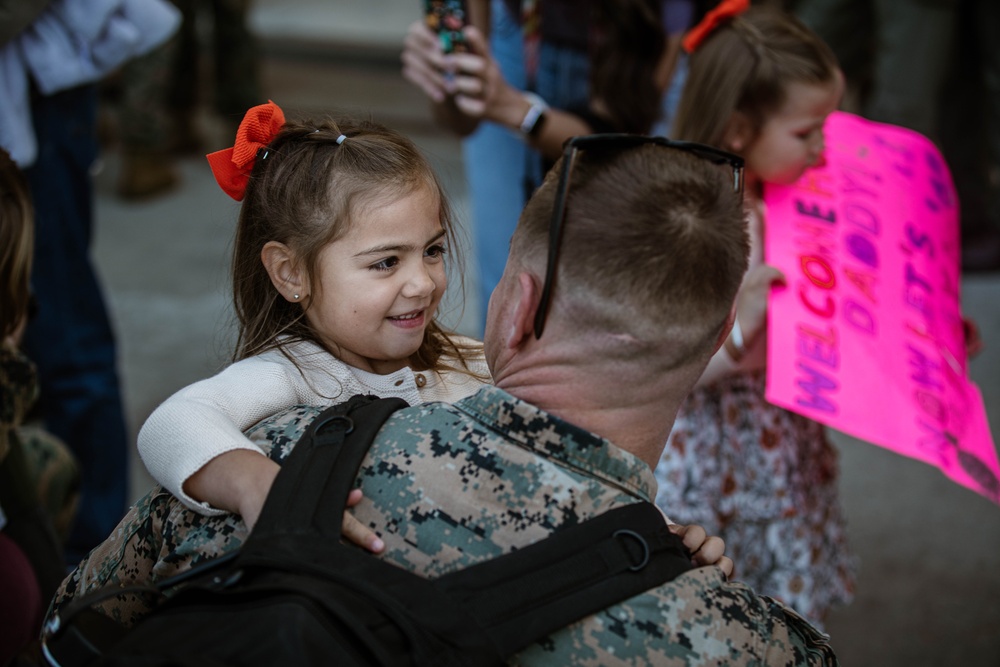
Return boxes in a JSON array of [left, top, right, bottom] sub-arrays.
[[45, 406, 318, 628], [512, 568, 836, 666], [46, 485, 252, 629], [47, 486, 175, 628]]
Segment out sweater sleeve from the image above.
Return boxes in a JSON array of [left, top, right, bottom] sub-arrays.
[[137, 355, 315, 515]]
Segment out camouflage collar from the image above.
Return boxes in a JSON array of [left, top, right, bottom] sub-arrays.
[[455, 386, 657, 502]]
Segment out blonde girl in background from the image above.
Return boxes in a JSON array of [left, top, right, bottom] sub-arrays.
[[654, 1, 855, 627], [137, 102, 490, 549]]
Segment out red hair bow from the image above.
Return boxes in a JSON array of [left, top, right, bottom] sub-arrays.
[[682, 0, 750, 54], [206, 100, 286, 201]]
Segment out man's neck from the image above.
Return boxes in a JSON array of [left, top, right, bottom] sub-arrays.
[[493, 352, 689, 471]]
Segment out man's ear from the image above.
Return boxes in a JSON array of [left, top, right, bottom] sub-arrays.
[[722, 111, 754, 153], [504, 271, 541, 350], [261, 241, 307, 303]]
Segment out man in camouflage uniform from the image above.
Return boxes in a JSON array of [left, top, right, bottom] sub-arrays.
[[50, 140, 837, 665]]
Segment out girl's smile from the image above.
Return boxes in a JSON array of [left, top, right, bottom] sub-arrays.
[[387, 310, 428, 328]]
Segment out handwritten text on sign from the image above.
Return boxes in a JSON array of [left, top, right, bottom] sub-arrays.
[[764, 111, 1000, 505]]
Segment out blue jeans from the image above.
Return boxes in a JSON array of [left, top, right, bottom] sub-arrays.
[[464, 0, 590, 333], [22, 84, 129, 561]]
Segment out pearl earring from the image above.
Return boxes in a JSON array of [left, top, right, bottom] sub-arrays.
[[293, 294, 300, 301]]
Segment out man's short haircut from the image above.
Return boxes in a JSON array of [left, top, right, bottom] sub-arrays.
[[512, 142, 748, 368]]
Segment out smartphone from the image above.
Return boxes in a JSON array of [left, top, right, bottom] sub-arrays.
[[423, 0, 469, 54]]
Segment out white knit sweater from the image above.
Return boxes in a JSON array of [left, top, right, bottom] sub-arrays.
[[138, 337, 491, 514]]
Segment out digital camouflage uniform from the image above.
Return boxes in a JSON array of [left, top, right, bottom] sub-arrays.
[[51, 386, 837, 665]]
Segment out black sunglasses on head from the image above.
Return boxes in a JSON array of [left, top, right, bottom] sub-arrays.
[[533, 134, 745, 339]]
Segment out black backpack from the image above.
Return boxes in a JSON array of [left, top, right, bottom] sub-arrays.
[[43, 395, 694, 667]]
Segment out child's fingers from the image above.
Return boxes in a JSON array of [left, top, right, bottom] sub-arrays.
[[670, 523, 731, 573], [342, 512, 385, 554], [691, 535, 727, 568], [672, 523, 707, 554], [345, 488, 364, 508], [716, 556, 734, 579]]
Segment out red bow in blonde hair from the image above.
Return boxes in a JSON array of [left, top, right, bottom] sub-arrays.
[[206, 100, 286, 201], [682, 0, 750, 53]]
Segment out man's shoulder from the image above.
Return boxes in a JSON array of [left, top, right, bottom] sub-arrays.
[[516, 567, 836, 666]]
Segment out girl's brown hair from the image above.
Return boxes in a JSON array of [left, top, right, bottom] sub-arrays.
[[672, 7, 839, 146], [0, 149, 34, 340], [231, 115, 478, 375]]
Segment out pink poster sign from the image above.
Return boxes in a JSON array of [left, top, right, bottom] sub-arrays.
[[764, 111, 1000, 505]]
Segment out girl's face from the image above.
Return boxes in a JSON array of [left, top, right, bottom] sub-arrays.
[[305, 184, 447, 374], [740, 72, 844, 186]]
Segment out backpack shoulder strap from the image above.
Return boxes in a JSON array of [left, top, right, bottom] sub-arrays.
[[250, 394, 409, 542], [243, 393, 695, 660], [433, 501, 694, 657]]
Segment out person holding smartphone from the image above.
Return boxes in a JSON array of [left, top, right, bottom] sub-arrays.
[[402, 0, 695, 331]]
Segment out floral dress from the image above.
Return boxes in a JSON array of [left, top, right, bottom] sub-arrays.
[[654, 369, 857, 628]]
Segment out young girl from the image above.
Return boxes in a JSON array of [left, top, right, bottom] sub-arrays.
[[137, 102, 491, 545], [654, 2, 855, 627]]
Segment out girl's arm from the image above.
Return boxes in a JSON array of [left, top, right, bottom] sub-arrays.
[[138, 355, 321, 515], [183, 448, 279, 526], [138, 353, 392, 551], [185, 452, 383, 551], [695, 263, 786, 387]]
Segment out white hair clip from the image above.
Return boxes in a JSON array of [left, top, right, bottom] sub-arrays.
[[336, 134, 347, 145]]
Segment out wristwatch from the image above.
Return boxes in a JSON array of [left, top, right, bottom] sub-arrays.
[[519, 92, 549, 137]]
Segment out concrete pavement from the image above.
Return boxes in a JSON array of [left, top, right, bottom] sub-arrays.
[[89, 3, 1000, 665]]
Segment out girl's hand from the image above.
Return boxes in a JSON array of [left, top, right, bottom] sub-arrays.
[[237, 473, 384, 553], [728, 264, 786, 359], [342, 489, 385, 553], [669, 523, 734, 578]]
